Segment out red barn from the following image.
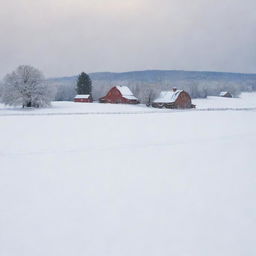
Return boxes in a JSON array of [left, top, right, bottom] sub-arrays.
[[152, 88, 195, 109], [99, 86, 139, 104], [74, 94, 93, 103]]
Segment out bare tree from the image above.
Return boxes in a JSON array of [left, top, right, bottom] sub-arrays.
[[1, 65, 54, 108]]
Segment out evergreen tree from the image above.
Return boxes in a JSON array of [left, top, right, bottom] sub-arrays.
[[76, 72, 92, 95]]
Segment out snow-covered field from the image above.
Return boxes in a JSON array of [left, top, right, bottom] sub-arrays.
[[1, 93, 256, 256], [0, 92, 255, 116], [193, 92, 256, 109]]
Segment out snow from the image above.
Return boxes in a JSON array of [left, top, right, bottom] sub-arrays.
[[220, 91, 229, 96], [0, 92, 255, 116], [116, 86, 138, 100], [0, 92, 256, 256], [193, 92, 256, 109], [74, 94, 90, 99], [0, 101, 148, 116], [153, 90, 183, 103], [116, 85, 134, 96], [122, 95, 138, 100]]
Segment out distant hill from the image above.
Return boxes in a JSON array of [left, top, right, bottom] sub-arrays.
[[49, 70, 256, 102], [49, 69, 256, 83]]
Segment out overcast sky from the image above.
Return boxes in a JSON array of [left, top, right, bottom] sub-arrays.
[[0, 0, 256, 78]]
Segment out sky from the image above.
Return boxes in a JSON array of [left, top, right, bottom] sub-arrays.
[[0, 0, 256, 78]]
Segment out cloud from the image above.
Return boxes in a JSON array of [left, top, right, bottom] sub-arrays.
[[0, 0, 256, 78]]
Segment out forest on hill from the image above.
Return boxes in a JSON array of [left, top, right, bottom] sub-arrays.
[[49, 70, 256, 103]]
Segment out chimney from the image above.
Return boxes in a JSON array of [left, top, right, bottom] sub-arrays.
[[172, 87, 177, 92]]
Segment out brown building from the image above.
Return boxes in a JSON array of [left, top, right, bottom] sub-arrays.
[[152, 88, 195, 109], [99, 86, 139, 104], [74, 95, 93, 103]]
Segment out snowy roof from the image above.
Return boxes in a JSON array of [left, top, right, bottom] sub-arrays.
[[74, 94, 90, 99], [123, 95, 138, 100], [116, 86, 138, 100], [153, 90, 183, 103], [220, 91, 229, 96]]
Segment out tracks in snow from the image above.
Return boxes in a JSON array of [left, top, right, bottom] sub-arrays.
[[0, 107, 255, 117]]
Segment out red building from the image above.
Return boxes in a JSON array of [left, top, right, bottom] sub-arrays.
[[74, 95, 93, 103], [99, 86, 139, 104], [152, 88, 195, 109]]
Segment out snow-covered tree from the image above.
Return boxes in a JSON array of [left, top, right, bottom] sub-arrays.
[[1, 65, 54, 108]]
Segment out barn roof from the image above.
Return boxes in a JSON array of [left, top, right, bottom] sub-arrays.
[[153, 90, 183, 103], [74, 94, 90, 99], [116, 86, 138, 100], [220, 91, 229, 96]]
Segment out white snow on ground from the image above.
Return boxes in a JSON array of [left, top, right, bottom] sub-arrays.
[[193, 92, 256, 109], [0, 100, 148, 115], [0, 92, 256, 256], [0, 92, 255, 116]]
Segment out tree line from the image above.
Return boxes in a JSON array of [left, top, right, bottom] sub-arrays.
[[53, 74, 256, 104], [1, 65, 255, 108]]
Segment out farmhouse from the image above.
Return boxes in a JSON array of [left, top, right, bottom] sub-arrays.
[[74, 94, 93, 103], [220, 91, 233, 98], [152, 88, 195, 109], [99, 86, 139, 104]]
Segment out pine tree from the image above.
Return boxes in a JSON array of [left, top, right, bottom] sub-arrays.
[[76, 72, 92, 95]]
